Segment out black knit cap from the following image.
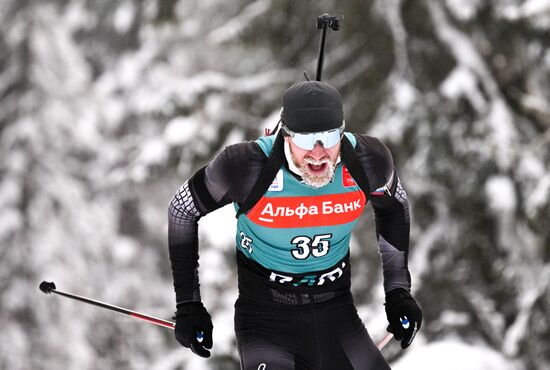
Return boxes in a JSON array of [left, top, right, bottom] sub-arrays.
[[281, 81, 344, 133]]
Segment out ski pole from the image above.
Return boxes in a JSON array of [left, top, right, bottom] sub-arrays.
[[39, 281, 176, 329], [315, 13, 342, 81], [377, 318, 410, 350], [39, 281, 206, 343], [377, 332, 394, 350]]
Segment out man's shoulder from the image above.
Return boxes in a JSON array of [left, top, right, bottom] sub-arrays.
[[215, 139, 268, 167], [255, 135, 278, 157], [349, 133, 395, 190], [351, 134, 391, 156], [203, 139, 268, 204]]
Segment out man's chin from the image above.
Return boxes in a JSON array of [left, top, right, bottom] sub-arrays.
[[301, 168, 333, 188]]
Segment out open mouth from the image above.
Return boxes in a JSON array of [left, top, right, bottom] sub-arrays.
[[307, 162, 328, 173]]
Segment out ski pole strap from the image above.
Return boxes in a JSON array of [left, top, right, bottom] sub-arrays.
[[236, 130, 285, 217]]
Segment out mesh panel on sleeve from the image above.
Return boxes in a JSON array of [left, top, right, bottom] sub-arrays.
[[394, 178, 410, 223], [169, 181, 200, 223]]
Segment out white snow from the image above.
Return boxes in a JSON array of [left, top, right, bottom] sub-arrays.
[[525, 174, 550, 217], [0, 208, 22, 241], [487, 100, 517, 170], [522, 0, 550, 19], [163, 117, 200, 146], [393, 79, 417, 110], [110, 236, 139, 264], [444, 0, 481, 21], [430, 0, 519, 170], [1, 0, 549, 369], [485, 175, 517, 214], [500, 0, 550, 28], [0, 176, 21, 206], [503, 265, 550, 357], [259, 108, 282, 134], [392, 339, 522, 370], [207, 0, 272, 44], [199, 203, 237, 249], [369, 75, 423, 144], [433, 310, 471, 330], [440, 66, 486, 113], [30, 5, 91, 95], [137, 137, 169, 166], [211, 309, 238, 353], [113, 1, 136, 34]]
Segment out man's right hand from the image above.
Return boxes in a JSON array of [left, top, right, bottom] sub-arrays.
[[173, 302, 213, 358]]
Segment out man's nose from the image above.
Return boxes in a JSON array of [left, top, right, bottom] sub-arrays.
[[308, 142, 328, 160]]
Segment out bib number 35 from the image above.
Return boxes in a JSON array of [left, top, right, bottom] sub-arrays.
[[291, 234, 332, 260]]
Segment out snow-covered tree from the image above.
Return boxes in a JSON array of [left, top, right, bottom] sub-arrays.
[[1, 0, 548, 369]]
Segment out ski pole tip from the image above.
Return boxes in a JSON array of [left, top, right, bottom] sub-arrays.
[[39, 281, 56, 294]]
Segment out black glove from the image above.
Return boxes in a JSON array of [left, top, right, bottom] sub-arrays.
[[385, 288, 422, 349], [173, 302, 213, 358]]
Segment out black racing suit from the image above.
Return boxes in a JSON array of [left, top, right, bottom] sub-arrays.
[[168, 134, 411, 369]]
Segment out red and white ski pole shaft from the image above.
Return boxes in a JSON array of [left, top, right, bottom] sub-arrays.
[[377, 317, 410, 350], [377, 332, 394, 350], [39, 281, 175, 329]]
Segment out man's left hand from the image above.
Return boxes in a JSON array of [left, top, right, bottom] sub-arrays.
[[385, 288, 422, 349]]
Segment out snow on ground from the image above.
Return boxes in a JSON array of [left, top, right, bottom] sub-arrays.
[[392, 339, 523, 370], [199, 203, 238, 249]]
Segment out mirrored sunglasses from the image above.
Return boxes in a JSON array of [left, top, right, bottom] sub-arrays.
[[283, 124, 344, 150]]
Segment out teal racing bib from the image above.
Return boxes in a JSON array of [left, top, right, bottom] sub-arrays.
[[234, 133, 366, 274]]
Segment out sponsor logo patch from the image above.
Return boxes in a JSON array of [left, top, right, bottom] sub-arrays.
[[247, 190, 366, 228], [268, 169, 284, 192], [342, 166, 356, 187]]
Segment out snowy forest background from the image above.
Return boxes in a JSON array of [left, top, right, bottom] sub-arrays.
[[1, 0, 549, 369]]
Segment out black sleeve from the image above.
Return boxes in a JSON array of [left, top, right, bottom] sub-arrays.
[[201, 141, 268, 207], [167, 141, 267, 304], [354, 134, 411, 293], [168, 181, 203, 304]]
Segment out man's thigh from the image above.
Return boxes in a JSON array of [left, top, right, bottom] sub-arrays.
[[238, 340, 297, 370]]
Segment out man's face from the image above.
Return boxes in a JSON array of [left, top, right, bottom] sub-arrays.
[[286, 137, 341, 188]]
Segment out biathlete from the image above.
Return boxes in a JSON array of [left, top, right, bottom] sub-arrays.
[[168, 81, 422, 369]]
